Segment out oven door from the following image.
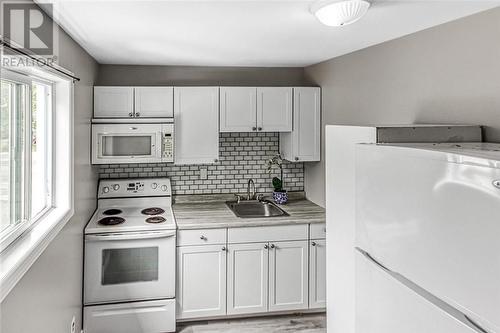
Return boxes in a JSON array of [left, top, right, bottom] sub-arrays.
[[91, 123, 163, 164], [84, 230, 176, 305]]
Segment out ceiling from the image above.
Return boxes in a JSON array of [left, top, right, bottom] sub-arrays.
[[38, 0, 500, 67]]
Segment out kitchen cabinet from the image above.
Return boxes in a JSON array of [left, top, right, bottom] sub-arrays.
[[280, 87, 321, 162], [227, 242, 269, 315], [269, 240, 309, 311], [257, 87, 292, 132], [220, 87, 257, 132], [309, 239, 326, 309], [174, 87, 219, 164], [94, 86, 174, 118], [134, 87, 174, 118], [220, 87, 292, 132], [176, 245, 227, 319], [94, 87, 134, 118]]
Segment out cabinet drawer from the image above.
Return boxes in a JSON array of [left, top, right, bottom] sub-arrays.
[[177, 228, 226, 246], [228, 225, 308, 244], [310, 223, 326, 239]]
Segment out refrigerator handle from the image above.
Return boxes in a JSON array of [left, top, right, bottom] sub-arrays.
[[464, 315, 490, 333], [355, 247, 390, 272]]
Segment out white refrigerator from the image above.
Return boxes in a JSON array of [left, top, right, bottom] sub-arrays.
[[355, 142, 500, 333]]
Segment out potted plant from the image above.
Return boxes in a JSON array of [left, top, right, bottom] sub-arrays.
[[265, 154, 288, 204]]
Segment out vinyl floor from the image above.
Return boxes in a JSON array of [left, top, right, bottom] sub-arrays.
[[177, 313, 326, 333]]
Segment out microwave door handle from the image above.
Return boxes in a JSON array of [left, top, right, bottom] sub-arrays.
[[85, 230, 176, 241]]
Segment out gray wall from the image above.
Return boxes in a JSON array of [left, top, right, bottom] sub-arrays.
[[97, 64, 308, 86], [0, 14, 99, 333], [304, 7, 500, 207]]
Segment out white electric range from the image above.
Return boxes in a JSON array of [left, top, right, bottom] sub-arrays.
[[83, 178, 177, 333]]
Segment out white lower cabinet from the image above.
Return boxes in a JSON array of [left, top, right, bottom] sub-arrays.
[[309, 239, 327, 308], [269, 240, 309, 311], [176, 245, 227, 319], [176, 224, 326, 321], [227, 242, 269, 315]]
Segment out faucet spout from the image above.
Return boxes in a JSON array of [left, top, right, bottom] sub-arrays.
[[247, 179, 256, 200]]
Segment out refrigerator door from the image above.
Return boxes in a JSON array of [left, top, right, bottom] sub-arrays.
[[356, 250, 485, 333], [356, 144, 500, 332]]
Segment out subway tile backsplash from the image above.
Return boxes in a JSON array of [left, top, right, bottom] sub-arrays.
[[98, 132, 304, 195]]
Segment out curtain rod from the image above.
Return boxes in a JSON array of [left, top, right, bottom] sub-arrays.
[[1, 40, 81, 82]]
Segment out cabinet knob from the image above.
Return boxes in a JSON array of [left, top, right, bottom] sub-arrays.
[[135, 112, 140, 117], [258, 127, 262, 131], [295, 157, 299, 161], [264, 244, 269, 249], [200, 235, 206, 240], [128, 112, 133, 117], [252, 127, 257, 131], [214, 158, 218, 163], [222, 246, 226, 252], [311, 242, 317, 246], [270, 244, 275, 249]]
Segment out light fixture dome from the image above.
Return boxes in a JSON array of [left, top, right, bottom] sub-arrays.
[[311, 0, 371, 27]]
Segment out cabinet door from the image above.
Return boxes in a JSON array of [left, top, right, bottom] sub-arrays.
[[177, 245, 227, 319], [174, 87, 219, 164], [227, 242, 269, 315], [293, 87, 321, 161], [220, 87, 256, 132], [269, 240, 308, 312], [257, 87, 292, 132], [134, 87, 173, 118], [94, 87, 134, 118], [309, 239, 326, 309]]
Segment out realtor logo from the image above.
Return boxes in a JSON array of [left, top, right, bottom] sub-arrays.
[[1, 1, 55, 56]]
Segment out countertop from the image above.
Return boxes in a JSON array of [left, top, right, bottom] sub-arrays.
[[173, 193, 325, 230]]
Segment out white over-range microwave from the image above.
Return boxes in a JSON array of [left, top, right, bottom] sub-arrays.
[[91, 123, 174, 164]]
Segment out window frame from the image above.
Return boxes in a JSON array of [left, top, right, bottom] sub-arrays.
[[0, 58, 75, 302], [0, 70, 55, 252]]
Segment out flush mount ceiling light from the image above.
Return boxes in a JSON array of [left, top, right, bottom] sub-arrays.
[[311, 0, 371, 27]]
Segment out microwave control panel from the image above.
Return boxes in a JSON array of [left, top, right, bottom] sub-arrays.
[[163, 133, 174, 159]]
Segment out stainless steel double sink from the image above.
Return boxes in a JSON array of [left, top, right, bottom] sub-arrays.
[[226, 200, 289, 218]]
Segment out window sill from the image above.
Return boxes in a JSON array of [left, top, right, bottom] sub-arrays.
[[0, 207, 74, 302]]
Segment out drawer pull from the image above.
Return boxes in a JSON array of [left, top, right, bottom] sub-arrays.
[[200, 235, 207, 240], [312, 242, 317, 246]]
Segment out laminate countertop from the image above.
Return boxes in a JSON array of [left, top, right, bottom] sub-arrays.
[[173, 194, 325, 230]]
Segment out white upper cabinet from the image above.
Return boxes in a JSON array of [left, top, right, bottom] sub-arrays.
[[134, 87, 174, 118], [280, 87, 321, 162], [220, 87, 292, 132], [220, 87, 257, 132], [174, 87, 219, 165], [257, 87, 292, 132], [94, 86, 174, 118], [94, 87, 134, 118]]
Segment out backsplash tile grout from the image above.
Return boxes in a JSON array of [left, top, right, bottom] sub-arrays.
[[97, 132, 304, 195]]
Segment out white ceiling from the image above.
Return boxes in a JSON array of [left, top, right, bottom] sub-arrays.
[[39, 0, 500, 67]]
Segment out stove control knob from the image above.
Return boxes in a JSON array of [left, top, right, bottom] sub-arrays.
[[151, 183, 158, 189], [161, 185, 168, 191], [113, 184, 120, 191], [102, 186, 109, 193]]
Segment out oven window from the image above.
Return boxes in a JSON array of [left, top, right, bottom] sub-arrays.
[[101, 135, 152, 156], [102, 247, 159, 285]]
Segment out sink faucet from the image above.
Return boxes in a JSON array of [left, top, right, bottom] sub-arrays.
[[247, 178, 256, 200]]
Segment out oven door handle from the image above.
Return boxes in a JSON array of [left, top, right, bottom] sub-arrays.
[[85, 230, 176, 241]]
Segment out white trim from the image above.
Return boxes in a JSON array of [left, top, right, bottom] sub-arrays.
[[0, 57, 75, 302]]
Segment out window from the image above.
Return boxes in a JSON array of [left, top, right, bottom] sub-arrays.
[[1, 70, 53, 249]]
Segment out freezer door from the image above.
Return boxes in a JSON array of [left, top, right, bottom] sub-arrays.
[[356, 250, 485, 333], [84, 299, 176, 333], [356, 144, 500, 332]]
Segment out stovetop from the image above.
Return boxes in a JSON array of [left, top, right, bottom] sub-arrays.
[[85, 178, 177, 234]]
